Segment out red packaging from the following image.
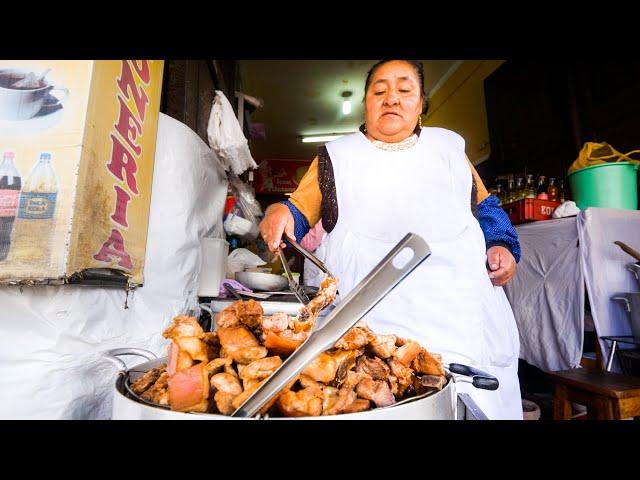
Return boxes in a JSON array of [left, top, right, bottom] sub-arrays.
[[502, 198, 561, 225]]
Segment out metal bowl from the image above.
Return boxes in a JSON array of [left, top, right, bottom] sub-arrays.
[[236, 271, 288, 291]]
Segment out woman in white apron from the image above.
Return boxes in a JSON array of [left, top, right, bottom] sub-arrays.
[[260, 60, 522, 419]]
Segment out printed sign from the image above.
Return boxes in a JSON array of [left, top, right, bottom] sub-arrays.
[[0, 60, 163, 286], [253, 159, 311, 193]]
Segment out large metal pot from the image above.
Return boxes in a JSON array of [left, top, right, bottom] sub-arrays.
[[107, 349, 486, 420]]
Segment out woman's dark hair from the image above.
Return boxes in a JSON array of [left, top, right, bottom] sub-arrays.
[[363, 60, 428, 114]]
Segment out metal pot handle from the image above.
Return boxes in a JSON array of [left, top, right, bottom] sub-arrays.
[[612, 296, 631, 313], [102, 348, 158, 371], [447, 363, 499, 391]]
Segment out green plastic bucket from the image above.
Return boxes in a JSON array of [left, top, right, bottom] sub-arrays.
[[567, 161, 639, 210]]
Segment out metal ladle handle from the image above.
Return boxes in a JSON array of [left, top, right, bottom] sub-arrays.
[[232, 233, 431, 418]]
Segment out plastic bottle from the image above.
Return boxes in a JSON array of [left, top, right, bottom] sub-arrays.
[[10, 152, 58, 264], [0, 150, 21, 261]]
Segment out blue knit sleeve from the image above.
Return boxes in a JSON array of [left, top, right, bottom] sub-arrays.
[[280, 200, 310, 243], [477, 195, 521, 263]]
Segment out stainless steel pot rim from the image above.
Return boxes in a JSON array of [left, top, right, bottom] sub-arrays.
[[118, 356, 451, 417]]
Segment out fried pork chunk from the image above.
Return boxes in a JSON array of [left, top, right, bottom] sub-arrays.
[[387, 359, 415, 397], [368, 334, 397, 359], [263, 329, 307, 357], [331, 349, 362, 386], [210, 372, 243, 413], [131, 365, 166, 395], [335, 326, 372, 350], [393, 340, 422, 367], [411, 348, 446, 376], [216, 299, 264, 329], [355, 377, 395, 408], [163, 316, 204, 339], [168, 363, 210, 412], [261, 312, 290, 333], [277, 385, 323, 417], [217, 326, 268, 365], [302, 352, 338, 383], [296, 276, 338, 324], [356, 356, 390, 381], [238, 356, 283, 388], [141, 372, 170, 405]]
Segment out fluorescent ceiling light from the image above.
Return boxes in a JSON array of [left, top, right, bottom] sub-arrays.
[[342, 99, 352, 115], [301, 134, 351, 143]]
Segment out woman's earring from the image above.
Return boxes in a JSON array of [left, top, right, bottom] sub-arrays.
[[363, 124, 367, 133], [418, 116, 423, 128]]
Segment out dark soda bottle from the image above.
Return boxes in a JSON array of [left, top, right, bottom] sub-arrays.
[[0, 150, 21, 261]]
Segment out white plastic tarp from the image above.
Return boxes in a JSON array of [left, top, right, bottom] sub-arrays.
[[578, 207, 640, 371], [0, 113, 228, 419], [504, 217, 584, 372]]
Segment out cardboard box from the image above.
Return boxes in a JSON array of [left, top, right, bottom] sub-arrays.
[[0, 60, 164, 287], [502, 198, 561, 225]]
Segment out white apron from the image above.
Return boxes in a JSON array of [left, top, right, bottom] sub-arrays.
[[323, 128, 522, 420]]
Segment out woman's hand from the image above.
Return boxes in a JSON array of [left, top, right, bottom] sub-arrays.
[[487, 246, 516, 286], [259, 203, 296, 253]]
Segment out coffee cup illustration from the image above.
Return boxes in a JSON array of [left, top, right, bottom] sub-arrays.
[[0, 68, 69, 121]]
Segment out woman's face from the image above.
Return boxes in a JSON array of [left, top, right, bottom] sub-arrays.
[[364, 61, 424, 143]]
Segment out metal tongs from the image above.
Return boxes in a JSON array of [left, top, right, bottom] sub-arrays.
[[278, 248, 310, 305], [278, 237, 334, 305], [232, 233, 432, 418], [285, 237, 333, 278]]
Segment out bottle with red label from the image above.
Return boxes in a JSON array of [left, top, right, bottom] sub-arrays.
[[10, 152, 58, 264], [536, 175, 549, 200], [0, 150, 22, 261]]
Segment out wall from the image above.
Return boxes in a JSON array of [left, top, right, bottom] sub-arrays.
[[422, 60, 504, 165]]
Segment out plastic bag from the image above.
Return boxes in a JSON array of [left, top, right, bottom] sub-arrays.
[[226, 248, 266, 277], [568, 142, 640, 175], [223, 173, 262, 241], [207, 90, 258, 175]]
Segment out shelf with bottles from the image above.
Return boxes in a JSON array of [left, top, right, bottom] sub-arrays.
[[489, 173, 566, 207], [488, 172, 567, 225]]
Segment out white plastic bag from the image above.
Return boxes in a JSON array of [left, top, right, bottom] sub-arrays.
[[552, 200, 580, 218], [226, 248, 266, 277], [207, 90, 257, 175]]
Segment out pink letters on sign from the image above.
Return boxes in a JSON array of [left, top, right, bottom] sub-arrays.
[[107, 133, 139, 195], [93, 229, 134, 269], [114, 95, 142, 156], [111, 185, 131, 228], [117, 60, 149, 122], [94, 60, 152, 272]]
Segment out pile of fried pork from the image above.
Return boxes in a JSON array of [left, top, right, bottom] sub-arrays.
[[131, 277, 446, 417]]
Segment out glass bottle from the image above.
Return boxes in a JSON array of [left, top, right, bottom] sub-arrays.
[[536, 175, 548, 200], [506, 178, 516, 204], [558, 179, 566, 203], [525, 174, 536, 199], [516, 177, 525, 200], [547, 177, 558, 202]]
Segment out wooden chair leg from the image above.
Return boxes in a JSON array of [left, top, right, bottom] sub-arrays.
[[554, 384, 573, 420], [593, 397, 616, 420]]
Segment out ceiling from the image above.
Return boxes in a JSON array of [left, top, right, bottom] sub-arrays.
[[239, 60, 458, 162]]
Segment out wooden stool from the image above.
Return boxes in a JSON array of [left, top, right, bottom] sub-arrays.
[[549, 369, 640, 420]]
